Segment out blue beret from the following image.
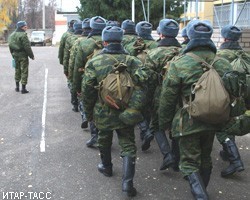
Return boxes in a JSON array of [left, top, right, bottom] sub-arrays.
[[82, 18, 90, 29], [90, 16, 106, 30], [102, 26, 123, 42], [121, 19, 135, 32], [187, 20, 213, 40], [16, 21, 27, 28], [159, 19, 179, 37], [221, 25, 242, 41], [136, 21, 152, 36], [73, 21, 82, 31]]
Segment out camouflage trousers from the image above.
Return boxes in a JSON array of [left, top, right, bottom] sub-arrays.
[[216, 113, 250, 143], [14, 56, 29, 85], [179, 131, 215, 177], [149, 86, 161, 132], [98, 126, 137, 158]]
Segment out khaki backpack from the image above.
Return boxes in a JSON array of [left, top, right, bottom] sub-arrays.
[[132, 38, 154, 64], [183, 53, 231, 124], [246, 75, 250, 109], [98, 55, 134, 110], [230, 50, 250, 109], [231, 50, 250, 74]]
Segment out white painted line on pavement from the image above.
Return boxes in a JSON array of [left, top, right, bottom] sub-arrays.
[[40, 68, 48, 152]]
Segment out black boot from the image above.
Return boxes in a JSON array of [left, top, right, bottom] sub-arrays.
[[138, 120, 154, 151], [79, 101, 88, 129], [171, 138, 180, 172], [200, 168, 212, 188], [98, 147, 113, 177], [219, 140, 229, 161], [219, 149, 229, 161], [86, 121, 98, 147], [15, 82, 19, 92], [154, 131, 175, 170], [187, 172, 209, 200], [221, 139, 244, 177], [72, 104, 79, 112], [21, 84, 29, 94], [71, 93, 79, 112], [122, 156, 137, 197]]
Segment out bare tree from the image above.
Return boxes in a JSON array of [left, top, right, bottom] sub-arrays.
[[45, 0, 57, 30], [20, 0, 56, 30], [23, 0, 43, 29]]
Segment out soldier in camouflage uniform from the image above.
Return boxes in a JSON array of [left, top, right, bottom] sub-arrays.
[[215, 25, 247, 177], [8, 21, 34, 94], [159, 20, 232, 200], [126, 21, 158, 59], [68, 18, 91, 129], [82, 26, 146, 197], [58, 19, 76, 73], [121, 19, 137, 51], [75, 16, 107, 147], [63, 21, 83, 112], [144, 19, 182, 171], [126, 21, 158, 151], [58, 19, 76, 59]]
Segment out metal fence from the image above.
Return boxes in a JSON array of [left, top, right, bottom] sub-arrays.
[[214, 1, 250, 28]]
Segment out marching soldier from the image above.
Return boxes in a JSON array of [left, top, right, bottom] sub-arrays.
[[75, 16, 107, 147], [215, 25, 248, 177], [159, 20, 232, 199], [144, 19, 182, 171], [82, 26, 147, 197]]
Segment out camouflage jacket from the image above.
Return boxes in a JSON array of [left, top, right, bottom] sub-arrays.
[[8, 28, 34, 59], [159, 48, 233, 137], [82, 43, 147, 130], [58, 31, 72, 65], [122, 34, 138, 52], [217, 41, 244, 62], [69, 36, 87, 92], [217, 49, 241, 63], [125, 37, 158, 56], [68, 37, 86, 85], [63, 34, 82, 75], [74, 35, 103, 93], [144, 43, 181, 110]]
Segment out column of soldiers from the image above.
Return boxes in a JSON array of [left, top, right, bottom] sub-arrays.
[[58, 16, 250, 199]]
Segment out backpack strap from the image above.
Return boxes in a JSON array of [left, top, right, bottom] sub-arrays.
[[89, 37, 103, 49], [103, 54, 128, 101], [179, 52, 221, 133], [86, 37, 103, 60], [186, 52, 220, 71]]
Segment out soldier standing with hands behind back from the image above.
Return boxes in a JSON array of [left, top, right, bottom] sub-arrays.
[[8, 21, 34, 94]]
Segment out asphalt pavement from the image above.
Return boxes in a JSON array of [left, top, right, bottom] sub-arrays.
[[0, 45, 249, 200]]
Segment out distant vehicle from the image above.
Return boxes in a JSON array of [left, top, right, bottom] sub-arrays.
[[30, 31, 46, 46]]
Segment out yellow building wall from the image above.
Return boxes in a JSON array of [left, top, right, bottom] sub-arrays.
[[200, 2, 214, 22], [181, 1, 242, 27], [180, 2, 214, 29], [214, 0, 243, 5]]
